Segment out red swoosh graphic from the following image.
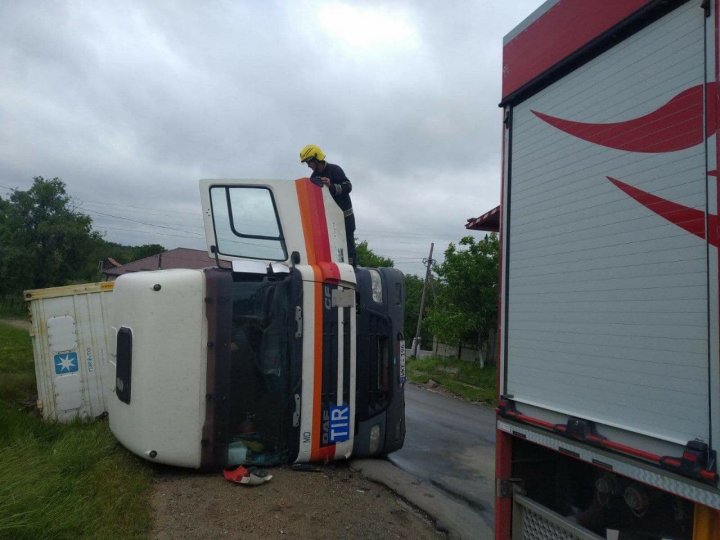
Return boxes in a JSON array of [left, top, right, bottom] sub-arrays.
[[607, 176, 718, 246], [533, 83, 717, 153]]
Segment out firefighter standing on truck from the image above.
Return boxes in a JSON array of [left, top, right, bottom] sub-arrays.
[[299, 144, 356, 267]]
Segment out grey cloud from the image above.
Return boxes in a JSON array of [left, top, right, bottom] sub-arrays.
[[0, 0, 543, 275]]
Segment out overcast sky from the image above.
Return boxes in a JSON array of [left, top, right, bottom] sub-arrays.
[[0, 0, 544, 276]]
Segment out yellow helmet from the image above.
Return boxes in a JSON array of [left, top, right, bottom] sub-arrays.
[[299, 144, 326, 163]]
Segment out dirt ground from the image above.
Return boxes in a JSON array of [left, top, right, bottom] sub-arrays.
[[150, 462, 445, 539]]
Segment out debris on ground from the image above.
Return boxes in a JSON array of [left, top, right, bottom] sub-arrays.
[[152, 462, 444, 539]]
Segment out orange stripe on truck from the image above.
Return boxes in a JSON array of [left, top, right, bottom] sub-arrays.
[[295, 180, 316, 266], [295, 178, 339, 462], [295, 179, 340, 281]]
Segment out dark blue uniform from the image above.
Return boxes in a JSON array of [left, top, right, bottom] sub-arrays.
[[311, 163, 356, 266]]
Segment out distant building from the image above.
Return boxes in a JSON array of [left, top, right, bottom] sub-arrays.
[[101, 247, 213, 281]]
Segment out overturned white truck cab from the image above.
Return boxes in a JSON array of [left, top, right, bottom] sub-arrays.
[[108, 178, 405, 469]]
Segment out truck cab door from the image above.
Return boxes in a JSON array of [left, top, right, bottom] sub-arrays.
[[200, 178, 351, 272]]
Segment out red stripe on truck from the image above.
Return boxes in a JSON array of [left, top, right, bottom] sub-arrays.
[[607, 177, 719, 247], [532, 83, 718, 153], [295, 179, 341, 282], [503, 0, 651, 99]]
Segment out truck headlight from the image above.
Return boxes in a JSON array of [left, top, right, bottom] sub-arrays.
[[369, 269, 383, 304]]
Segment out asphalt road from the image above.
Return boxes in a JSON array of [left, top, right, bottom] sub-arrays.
[[389, 383, 497, 531]]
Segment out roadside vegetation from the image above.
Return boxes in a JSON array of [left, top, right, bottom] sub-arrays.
[[0, 177, 166, 316], [425, 234, 499, 366], [0, 322, 154, 539], [0, 296, 26, 318], [406, 355, 497, 405]]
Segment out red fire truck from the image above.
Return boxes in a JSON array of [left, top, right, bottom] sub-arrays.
[[487, 1, 720, 537]]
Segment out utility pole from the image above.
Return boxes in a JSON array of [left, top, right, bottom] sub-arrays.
[[412, 242, 434, 358]]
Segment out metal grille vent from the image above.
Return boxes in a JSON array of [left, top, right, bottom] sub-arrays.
[[512, 494, 603, 540]]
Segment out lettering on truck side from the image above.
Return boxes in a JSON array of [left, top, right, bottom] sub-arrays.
[[330, 405, 350, 443], [324, 286, 332, 310], [86, 347, 95, 373]]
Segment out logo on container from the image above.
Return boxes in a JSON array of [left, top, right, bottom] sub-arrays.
[[54, 352, 79, 375]]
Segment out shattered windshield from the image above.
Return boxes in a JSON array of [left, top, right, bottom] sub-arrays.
[[225, 274, 295, 466]]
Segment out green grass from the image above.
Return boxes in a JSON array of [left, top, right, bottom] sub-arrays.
[[407, 355, 497, 405], [0, 322, 154, 540], [0, 323, 36, 405]]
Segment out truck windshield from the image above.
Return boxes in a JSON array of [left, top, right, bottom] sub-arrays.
[[225, 273, 295, 466]]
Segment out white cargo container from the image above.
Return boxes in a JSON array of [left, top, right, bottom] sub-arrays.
[[25, 282, 114, 422]]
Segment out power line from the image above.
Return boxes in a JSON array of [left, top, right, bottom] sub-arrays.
[[78, 198, 201, 218], [358, 229, 460, 239], [2, 185, 468, 259], [79, 204, 466, 241], [93, 224, 205, 240], [74, 196, 472, 243], [83, 208, 203, 236]]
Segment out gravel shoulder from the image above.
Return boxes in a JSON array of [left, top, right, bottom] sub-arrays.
[[150, 462, 445, 539]]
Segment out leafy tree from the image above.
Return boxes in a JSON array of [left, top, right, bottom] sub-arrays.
[[0, 177, 103, 295], [425, 234, 499, 364], [0, 177, 168, 297], [75, 235, 111, 281], [355, 240, 393, 268]]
